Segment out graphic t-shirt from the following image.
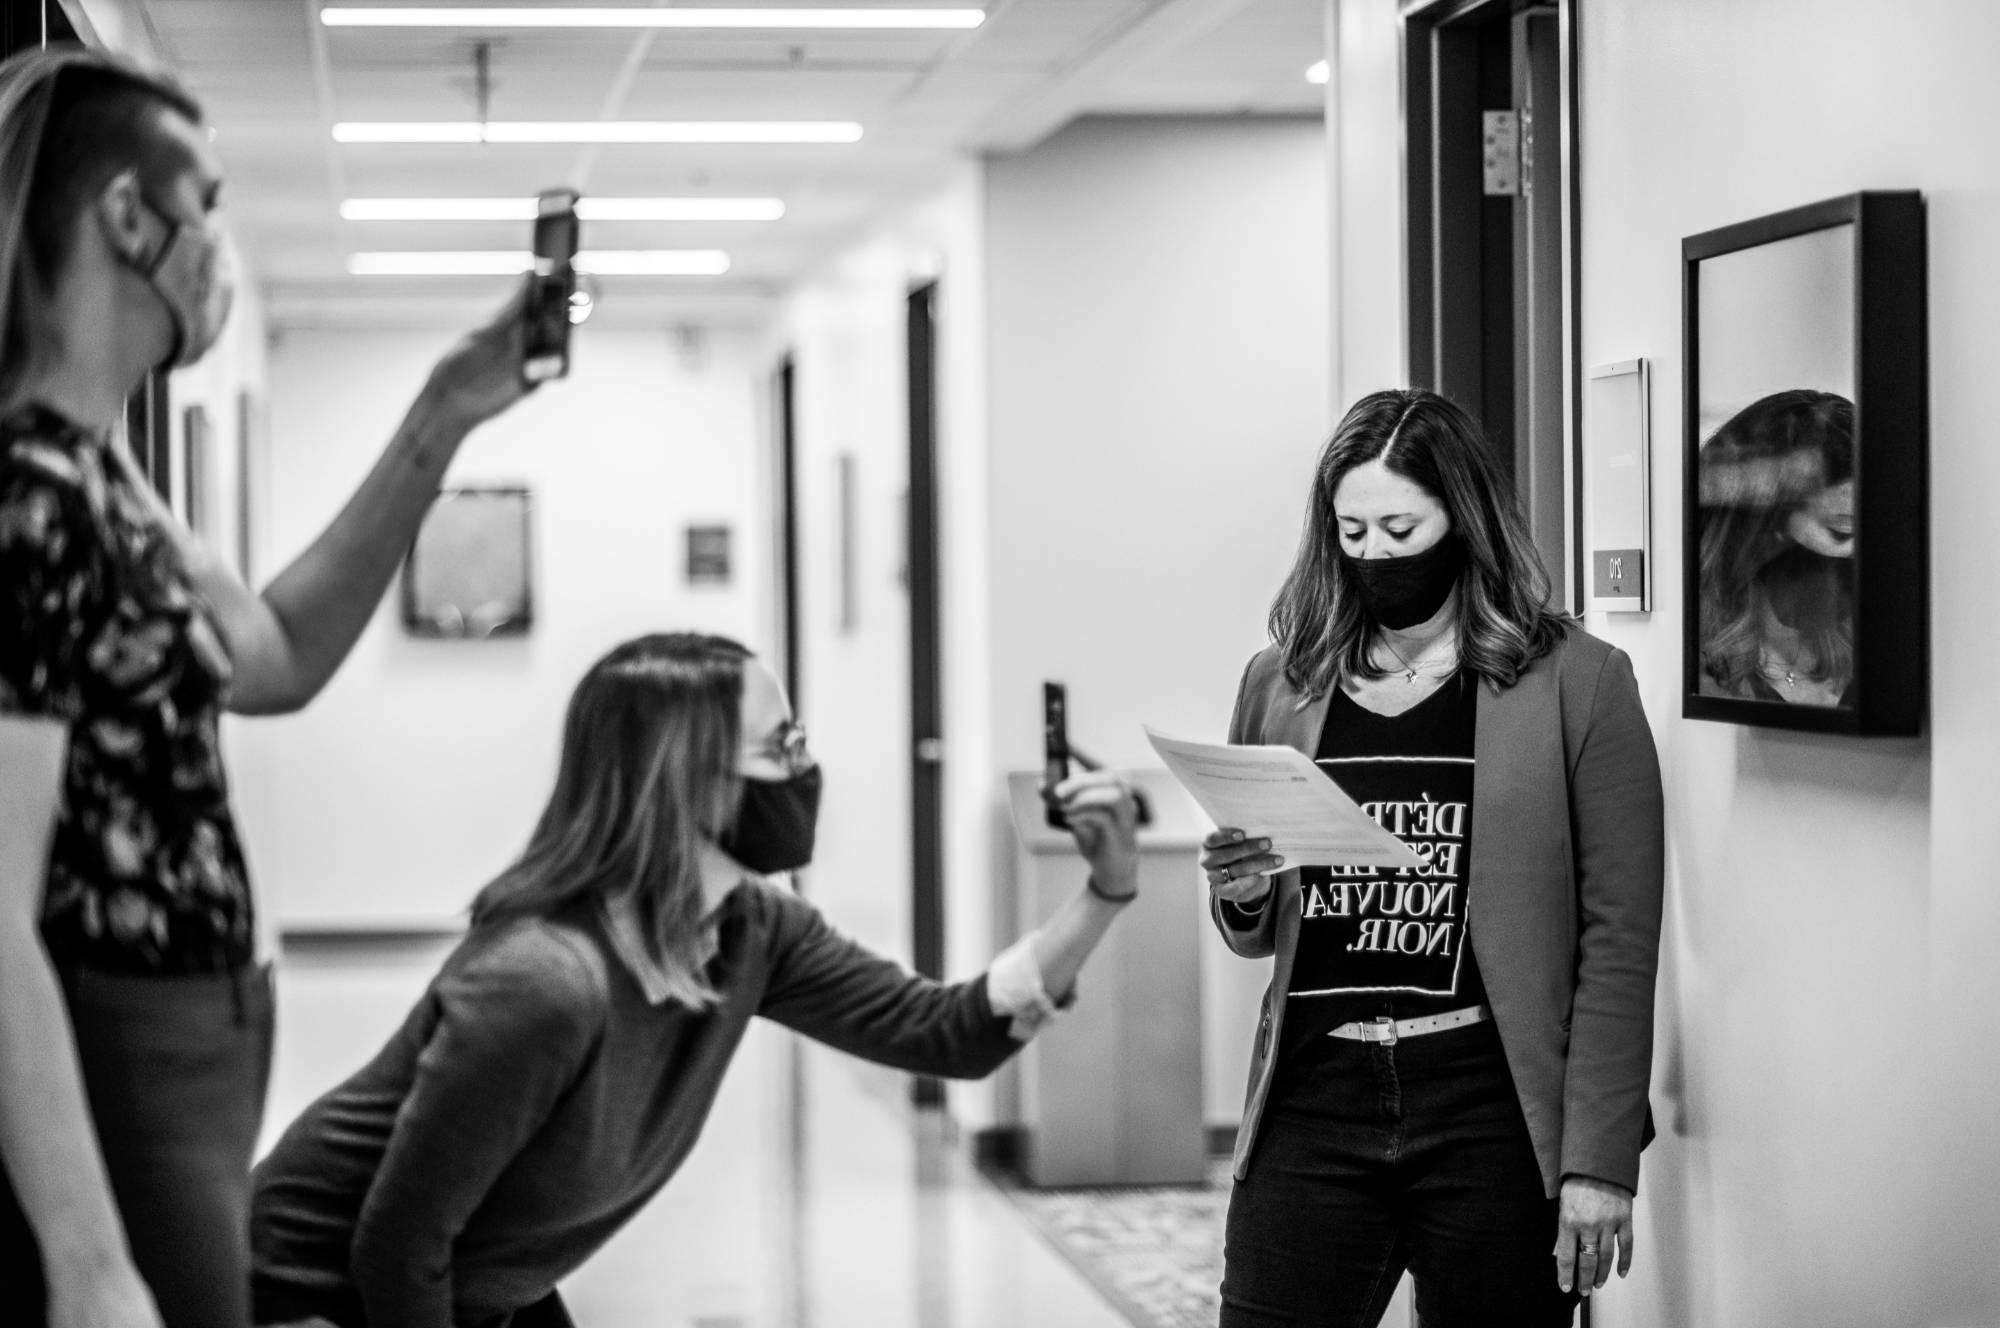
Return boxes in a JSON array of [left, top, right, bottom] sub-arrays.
[[1279, 674, 1486, 1056]]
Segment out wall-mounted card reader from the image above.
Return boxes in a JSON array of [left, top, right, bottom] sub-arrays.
[[1585, 359, 1652, 613]]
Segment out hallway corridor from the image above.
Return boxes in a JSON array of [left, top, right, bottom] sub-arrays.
[[262, 939, 1140, 1328]]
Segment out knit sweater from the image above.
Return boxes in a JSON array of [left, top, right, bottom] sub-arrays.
[[251, 879, 1035, 1327]]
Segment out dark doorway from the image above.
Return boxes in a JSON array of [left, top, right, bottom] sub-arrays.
[[772, 357, 803, 716], [1404, 0, 1579, 610], [906, 281, 945, 1108]]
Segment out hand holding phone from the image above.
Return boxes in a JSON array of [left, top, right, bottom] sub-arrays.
[[1041, 680, 1153, 830], [1043, 682, 1072, 829], [522, 188, 581, 385]]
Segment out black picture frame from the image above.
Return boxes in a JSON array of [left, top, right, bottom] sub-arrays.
[[400, 486, 534, 639], [1681, 191, 1927, 736]]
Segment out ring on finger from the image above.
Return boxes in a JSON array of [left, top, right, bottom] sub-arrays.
[[1217, 864, 1233, 884]]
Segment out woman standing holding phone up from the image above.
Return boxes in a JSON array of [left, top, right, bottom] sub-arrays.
[[0, 46, 531, 1328], [1204, 390, 1665, 1326]]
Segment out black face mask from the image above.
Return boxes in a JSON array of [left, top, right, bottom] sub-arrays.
[[721, 764, 823, 875], [1341, 533, 1464, 629]]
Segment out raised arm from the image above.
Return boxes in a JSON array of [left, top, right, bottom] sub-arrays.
[[164, 294, 530, 717]]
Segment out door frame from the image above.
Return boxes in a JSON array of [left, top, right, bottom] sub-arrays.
[[906, 281, 945, 1108], [1401, 0, 1584, 612]]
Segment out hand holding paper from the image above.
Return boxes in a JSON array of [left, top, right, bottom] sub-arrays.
[[1143, 727, 1422, 872]]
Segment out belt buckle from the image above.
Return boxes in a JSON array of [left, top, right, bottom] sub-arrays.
[[1359, 1015, 1398, 1045]]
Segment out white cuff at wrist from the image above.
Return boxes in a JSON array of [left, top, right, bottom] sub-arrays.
[[987, 936, 1059, 1042]]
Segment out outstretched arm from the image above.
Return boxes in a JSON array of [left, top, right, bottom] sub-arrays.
[[760, 772, 1141, 1078]]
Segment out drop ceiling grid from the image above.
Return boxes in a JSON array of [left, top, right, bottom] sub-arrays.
[[133, 0, 1322, 325]]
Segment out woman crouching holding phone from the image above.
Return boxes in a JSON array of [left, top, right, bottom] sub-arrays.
[[249, 632, 1142, 1328]]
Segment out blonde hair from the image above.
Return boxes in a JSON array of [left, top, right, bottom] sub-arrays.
[[470, 633, 753, 1009]]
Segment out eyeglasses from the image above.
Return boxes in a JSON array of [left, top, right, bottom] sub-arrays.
[[753, 719, 814, 776]]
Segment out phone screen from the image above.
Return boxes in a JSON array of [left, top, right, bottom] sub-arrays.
[[1043, 682, 1070, 827], [522, 189, 580, 384]]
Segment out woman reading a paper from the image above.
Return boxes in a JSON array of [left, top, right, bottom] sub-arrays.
[[1203, 389, 1664, 1327]]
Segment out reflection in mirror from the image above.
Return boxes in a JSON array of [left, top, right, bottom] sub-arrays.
[[1695, 223, 1857, 708], [1696, 392, 1854, 706]]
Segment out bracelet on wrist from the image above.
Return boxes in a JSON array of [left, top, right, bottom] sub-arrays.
[[1086, 874, 1138, 904]]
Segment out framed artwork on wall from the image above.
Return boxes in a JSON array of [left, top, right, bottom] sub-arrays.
[[685, 524, 732, 587], [401, 486, 534, 639], [1682, 191, 1927, 736], [181, 403, 211, 539]]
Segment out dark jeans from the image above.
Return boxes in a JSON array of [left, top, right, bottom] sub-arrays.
[[2, 963, 275, 1328], [1221, 1018, 1577, 1328]]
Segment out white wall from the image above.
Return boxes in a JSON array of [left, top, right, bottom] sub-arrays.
[[231, 322, 767, 929], [1321, 1, 2000, 1321], [982, 117, 1330, 1127], [763, 165, 989, 972], [766, 120, 1330, 1133]]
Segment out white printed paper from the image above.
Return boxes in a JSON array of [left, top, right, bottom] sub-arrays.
[[1142, 727, 1423, 871]]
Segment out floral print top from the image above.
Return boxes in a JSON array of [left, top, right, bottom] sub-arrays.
[[0, 406, 254, 974]]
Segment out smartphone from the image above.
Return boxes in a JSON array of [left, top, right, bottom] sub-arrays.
[[1040, 681, 1153, 832], [522, 188, 581, 385], [1042, 681, 1071, 829]]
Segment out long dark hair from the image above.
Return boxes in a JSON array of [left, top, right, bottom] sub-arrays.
[[1268, 388, 1568, 697], [1696, 389, 1854, 692], [0, 46, 202, 409], [471, 633, 753, 1009]]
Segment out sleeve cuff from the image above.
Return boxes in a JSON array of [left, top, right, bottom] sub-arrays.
[[986, 936, 1060, 1042]]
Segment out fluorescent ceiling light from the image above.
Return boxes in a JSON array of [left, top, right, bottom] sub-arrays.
[[333, 121, 862, 144], [1306, 60, 1330, 85], [348, 250, 732, 276], [342, 197, 786, 222], [321, 7, 985, 29]]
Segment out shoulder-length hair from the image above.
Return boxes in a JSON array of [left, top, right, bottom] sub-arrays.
[[471, 632, 753, 1009], [1696, 389, 1854, 692], [0, 46, 203, 411], [1268, 388, 1568, 698]]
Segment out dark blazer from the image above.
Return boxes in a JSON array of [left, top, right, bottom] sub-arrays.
[[1212, 624, 1665, 1197]]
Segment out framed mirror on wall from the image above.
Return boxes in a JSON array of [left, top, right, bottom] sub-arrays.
[[1682, 191, 1927, 736]]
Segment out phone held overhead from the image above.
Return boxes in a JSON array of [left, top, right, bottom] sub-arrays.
[[522, 188, 581, 385]]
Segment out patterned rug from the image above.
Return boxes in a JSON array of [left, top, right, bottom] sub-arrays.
[[993, 1158, 1233, 1328]]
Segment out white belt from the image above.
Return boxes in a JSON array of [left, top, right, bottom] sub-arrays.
[[1328, 1004, 1490, 1045]]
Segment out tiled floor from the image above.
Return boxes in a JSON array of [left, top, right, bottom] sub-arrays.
[[262, 940, 1137, 1328]]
